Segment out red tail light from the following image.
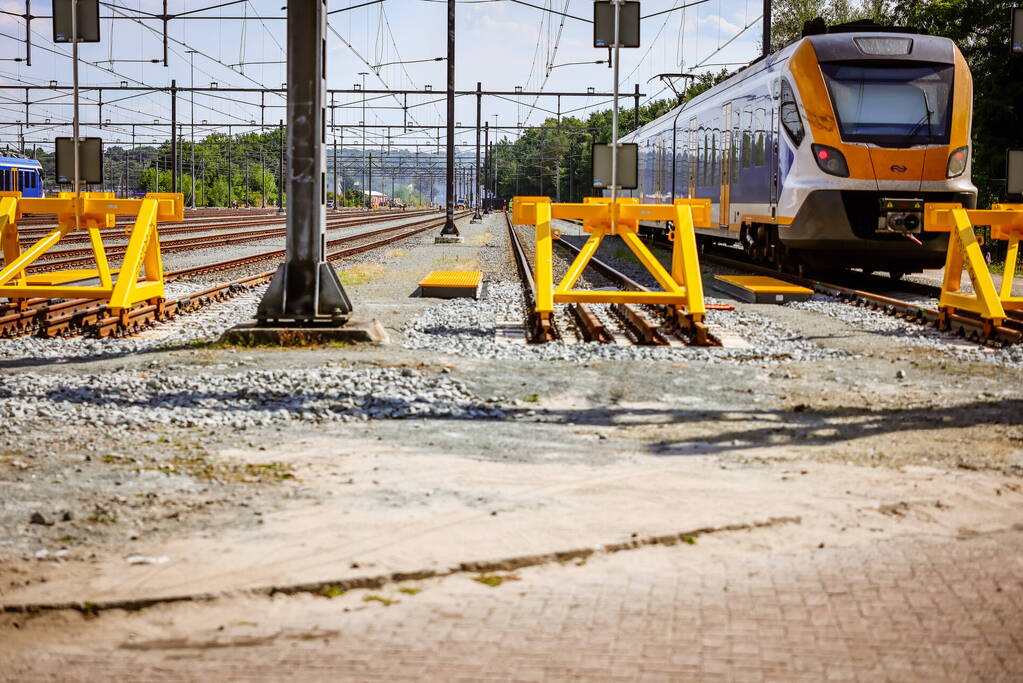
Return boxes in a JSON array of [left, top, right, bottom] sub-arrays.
[[946, 146, 968, 178], [811, 144, 849, 177]]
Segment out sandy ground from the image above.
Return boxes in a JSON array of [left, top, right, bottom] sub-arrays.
[[1, 214, 1022, 679]]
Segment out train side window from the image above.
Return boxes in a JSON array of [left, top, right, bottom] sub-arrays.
[[0, 169, 8, 191], [779, 79, 805, 146], [754, 106, 767, 166]]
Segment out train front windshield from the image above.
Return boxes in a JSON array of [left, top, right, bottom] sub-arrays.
[[820, 63, 954, 146]]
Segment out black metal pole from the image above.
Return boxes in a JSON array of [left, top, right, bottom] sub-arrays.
[[634, 83, 640, 130], [170, 79, 177, 192], [439, 0, 459, 236], [278, 118, 285, 213], [227, 136, 232, 207], [368, 152, 373, 207], [471, 81, 482, 220], [256, 0, 351, 324], [483, 121, 489, 210], [763, 0, 771, 57]]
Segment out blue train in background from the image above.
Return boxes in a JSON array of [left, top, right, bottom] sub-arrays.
[[0, 156, 45, 198]]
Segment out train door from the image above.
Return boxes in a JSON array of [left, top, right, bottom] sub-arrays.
[[720, 103, 731, 228], [653, 138, 663, 203], [687, 117, 697, 198], [770, 106, 779, 214]]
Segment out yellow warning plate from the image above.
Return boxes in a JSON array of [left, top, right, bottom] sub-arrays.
[[715, 275, 813, 294], [419, 270, 483, 288], [713, 275, 813, 304]]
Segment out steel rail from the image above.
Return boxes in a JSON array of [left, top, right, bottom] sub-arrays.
[[3, 212, 468, 338], [697, 247, 1022, 347], [17, 210, 442, 272], [90, 212, 470, 338]]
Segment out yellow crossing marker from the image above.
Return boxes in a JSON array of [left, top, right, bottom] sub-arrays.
[[418, 270, 483, 299], [923, 202, 1023, 332], [512, 196, 713, 344], [713, 275, 813, 303], [0, 191, 184, 318]]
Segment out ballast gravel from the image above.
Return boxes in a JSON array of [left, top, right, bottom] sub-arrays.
[[788, 294, 1023, 369], [0, 285, 268, 362], [0, 366, 504, 429], [402, 280, 851, 364]]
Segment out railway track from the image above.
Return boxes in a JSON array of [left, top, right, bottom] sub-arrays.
[[12, 209, 435, 269], [695, 245, 1023, 348], [505, 211, 701, 346], [15, 208, 429, 246], [0, 210, 468, 339], [15, 210, 437, 272]]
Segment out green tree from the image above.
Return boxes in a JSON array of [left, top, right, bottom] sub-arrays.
[[886, 0, 1023, 207]]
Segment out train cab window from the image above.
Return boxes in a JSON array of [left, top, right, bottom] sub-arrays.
[[0, 168, 9, 191], [819, 62, 953, 145], [779, 79, 805, 146]]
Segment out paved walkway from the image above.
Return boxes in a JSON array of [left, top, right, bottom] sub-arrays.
[[4, 530, 1021, 681]]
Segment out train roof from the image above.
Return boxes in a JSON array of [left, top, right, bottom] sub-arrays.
[[0, 156, 43, 168], [624, 28, 958, 141]]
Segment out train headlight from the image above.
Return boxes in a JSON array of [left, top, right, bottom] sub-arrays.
[[946, 146, 968, 178], [811, 144, 849, 177]]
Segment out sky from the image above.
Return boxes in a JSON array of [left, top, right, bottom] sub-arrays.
[[0, 0, 764, 153]]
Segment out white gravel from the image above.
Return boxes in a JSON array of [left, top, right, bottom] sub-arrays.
[[401, 280, 852, 364], [787, 294, 1023, 369], [0, 366, 504, 429], [0, 285, 267, 361]]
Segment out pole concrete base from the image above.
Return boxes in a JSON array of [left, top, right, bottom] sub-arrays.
[[220, 317, 390, 346], [435, 234, 464, 243]]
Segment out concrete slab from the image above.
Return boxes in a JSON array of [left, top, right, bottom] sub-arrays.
[[219, 318, 390, 345]]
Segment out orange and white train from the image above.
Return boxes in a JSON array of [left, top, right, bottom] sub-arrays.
[[619, 22, 975, 277]]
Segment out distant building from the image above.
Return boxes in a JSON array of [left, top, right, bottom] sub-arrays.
[[367, 190, 388, 207]]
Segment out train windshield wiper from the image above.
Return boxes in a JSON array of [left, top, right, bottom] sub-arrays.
[[896, 92, 934, 145]]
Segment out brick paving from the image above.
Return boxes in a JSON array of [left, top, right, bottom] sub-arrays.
[[3, 530, 1022, 681]]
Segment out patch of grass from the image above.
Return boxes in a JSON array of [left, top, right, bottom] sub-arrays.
[[78, 602, 100, 619], [339, 263, 386, 286], [523, 394, 540, 403], [397, 586, 422, 595], [682, 535, 696, 545], [142, 453, 295, 484], [472, 573, 521, 588], [612, 246, 641, 265], [362, 594, 398, 606], [315, 584, 347, 599], [56, 535, 77, 543], [85, 506, 117, 524], [385, 248, 408, 258]]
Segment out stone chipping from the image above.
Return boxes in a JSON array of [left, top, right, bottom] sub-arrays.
[[787, 294, 1023, 369], [401, 280, 852, 364], [0, 366, 504, 429]]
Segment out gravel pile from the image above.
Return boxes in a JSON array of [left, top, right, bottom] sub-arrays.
[[788, 294, 1023, 369], [402, 280, 851, 364], [0, 366, 504, 428], [0, 285, 267, 362]]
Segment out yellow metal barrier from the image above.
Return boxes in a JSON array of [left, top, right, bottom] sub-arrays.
[[0, 191, 184, 317], [512, 196, 711, 342], [923, 202, 1023, 330]]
